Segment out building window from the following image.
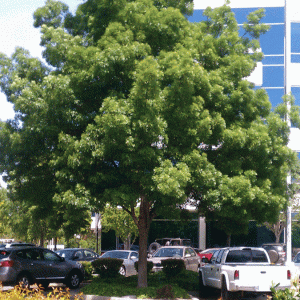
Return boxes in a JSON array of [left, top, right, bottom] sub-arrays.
[[291, 23, 300, 63]]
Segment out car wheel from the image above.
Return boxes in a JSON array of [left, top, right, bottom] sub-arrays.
[[17, 273, 31, 289], [119, 266, 126, 276], [66, 271, 81, 289], [221, 276, 236, 300], [198, 272, 208, 298]]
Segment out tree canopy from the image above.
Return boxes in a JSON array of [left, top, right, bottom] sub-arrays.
[[0, 0, 299, 288]]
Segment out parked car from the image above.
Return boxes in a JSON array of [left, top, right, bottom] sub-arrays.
[[261, 243, 286, 264], [100, 250, 139, 276], [55, 248, 101, 262], [148, 246, 200, 272], [148, 238, 192, 254], [293, 250, 300, 266], [5, 242, 36, 248], [0, 246, 84, 289], [198, 248, 220, 267], [198, 248, 220, 260]]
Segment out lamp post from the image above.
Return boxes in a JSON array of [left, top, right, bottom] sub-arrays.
[[284, 0, 292, 265]]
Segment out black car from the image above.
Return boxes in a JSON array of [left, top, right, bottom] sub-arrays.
[[0, 246, 84, 289], [55, 248, 101, 262]]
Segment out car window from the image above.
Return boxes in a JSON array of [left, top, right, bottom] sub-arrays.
[[42, 249, 61, 261], [216, 250, 224, 263], [25, 249, 42, 260], [185, 248, 196, 257], [154, 248, 183, 258], [294, 253, 300, 263], [130, 252, 138, 259], [57, 250, 73, 259], [101, 251, 130, 259], [74, 250, 84, 259], [84, 250, 97, 258], [210, 250, 220, 263]]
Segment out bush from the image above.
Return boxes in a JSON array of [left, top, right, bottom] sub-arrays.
[[91, 258, 123, 278], [81, 261, 94, 280], [161, 259, 185, 278], [134, 261, 154, 274], [271, 282, 300, 300]]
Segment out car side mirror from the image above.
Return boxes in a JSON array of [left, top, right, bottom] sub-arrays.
[[73, 255, 79, 260], [201, 257, 210, 264], [185, 253, 191, 258], [60, 257, 65, 262], [131, 256, 137, 260]]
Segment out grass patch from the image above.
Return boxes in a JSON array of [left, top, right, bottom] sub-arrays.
[[81, 270, 198, 299]]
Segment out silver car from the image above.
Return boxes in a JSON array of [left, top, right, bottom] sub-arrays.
[[100, 250, 139, 276], [0, 246, 84, 289], [148, 246, 200, 272]]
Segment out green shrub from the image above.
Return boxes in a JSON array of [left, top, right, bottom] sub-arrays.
[[134, 261, 154, 274], [81, 261, 94, 280], [91, 258, 123, 278], [271, 282, 300, 300], [161, 259, 185, 278]]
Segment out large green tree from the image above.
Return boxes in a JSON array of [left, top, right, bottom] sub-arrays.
[[0, 0, 299, 288]]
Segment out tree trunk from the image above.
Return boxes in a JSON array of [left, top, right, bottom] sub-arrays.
[[137, 198, 152, 288], [226, 234, 231, 247]]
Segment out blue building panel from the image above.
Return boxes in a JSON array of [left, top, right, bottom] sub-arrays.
[[291, 55, 300, 63], [260, 25, 285, 55], [291, 23, 300, 54], [231, 7, 284, 24], [263, 55, 284, 65], [264, 88, 285, 107], [291, 87, 300, 106], [263, 66, 284, 87]]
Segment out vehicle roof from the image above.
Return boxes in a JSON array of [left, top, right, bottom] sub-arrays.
[[105, 249, 138, 252], [156, 245, 192, 249]]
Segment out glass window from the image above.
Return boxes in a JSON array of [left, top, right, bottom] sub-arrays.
[[263, 66, 284, 87], [42, 250, 61, 262], [260, 25, 284, 55], [74, 251, 84, 259], [291, 23, 300, 54], [264, 88, 285, 108], [263, 56, 284, 65], [291, 87, 300, 106], [84, 250, 96, 258], [25, 249, 42, 260]]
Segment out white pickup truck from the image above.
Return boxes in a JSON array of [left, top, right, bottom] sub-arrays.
[[198, 247, 296, 299]]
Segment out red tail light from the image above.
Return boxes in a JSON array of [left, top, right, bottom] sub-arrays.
[[0, 260, 14, 267], [287, 270, 291, 280], [234, 270, 239, 280]]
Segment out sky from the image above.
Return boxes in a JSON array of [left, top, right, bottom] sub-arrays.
[[0, 0, 82, 186]]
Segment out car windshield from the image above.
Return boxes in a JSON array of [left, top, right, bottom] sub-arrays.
[[56, 250, 74, 259], [101, 251, 130, 259], [153, 248, 183, 258]]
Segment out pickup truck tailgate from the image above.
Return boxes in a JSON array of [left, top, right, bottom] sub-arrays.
[[233, 265, 292, 292]]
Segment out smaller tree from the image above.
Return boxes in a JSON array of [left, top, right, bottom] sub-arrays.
[[102, 205, 139, 250], [263, 212, 286, 243]]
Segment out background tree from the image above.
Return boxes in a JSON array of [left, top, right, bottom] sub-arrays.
[[0, 0, 299, 288], [101, 205, 139, 250]]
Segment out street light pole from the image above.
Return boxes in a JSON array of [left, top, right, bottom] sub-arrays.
[[284, 0, 292, 265]]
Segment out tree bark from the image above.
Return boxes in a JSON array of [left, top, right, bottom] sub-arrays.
[[137, 197, 152, 288]]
